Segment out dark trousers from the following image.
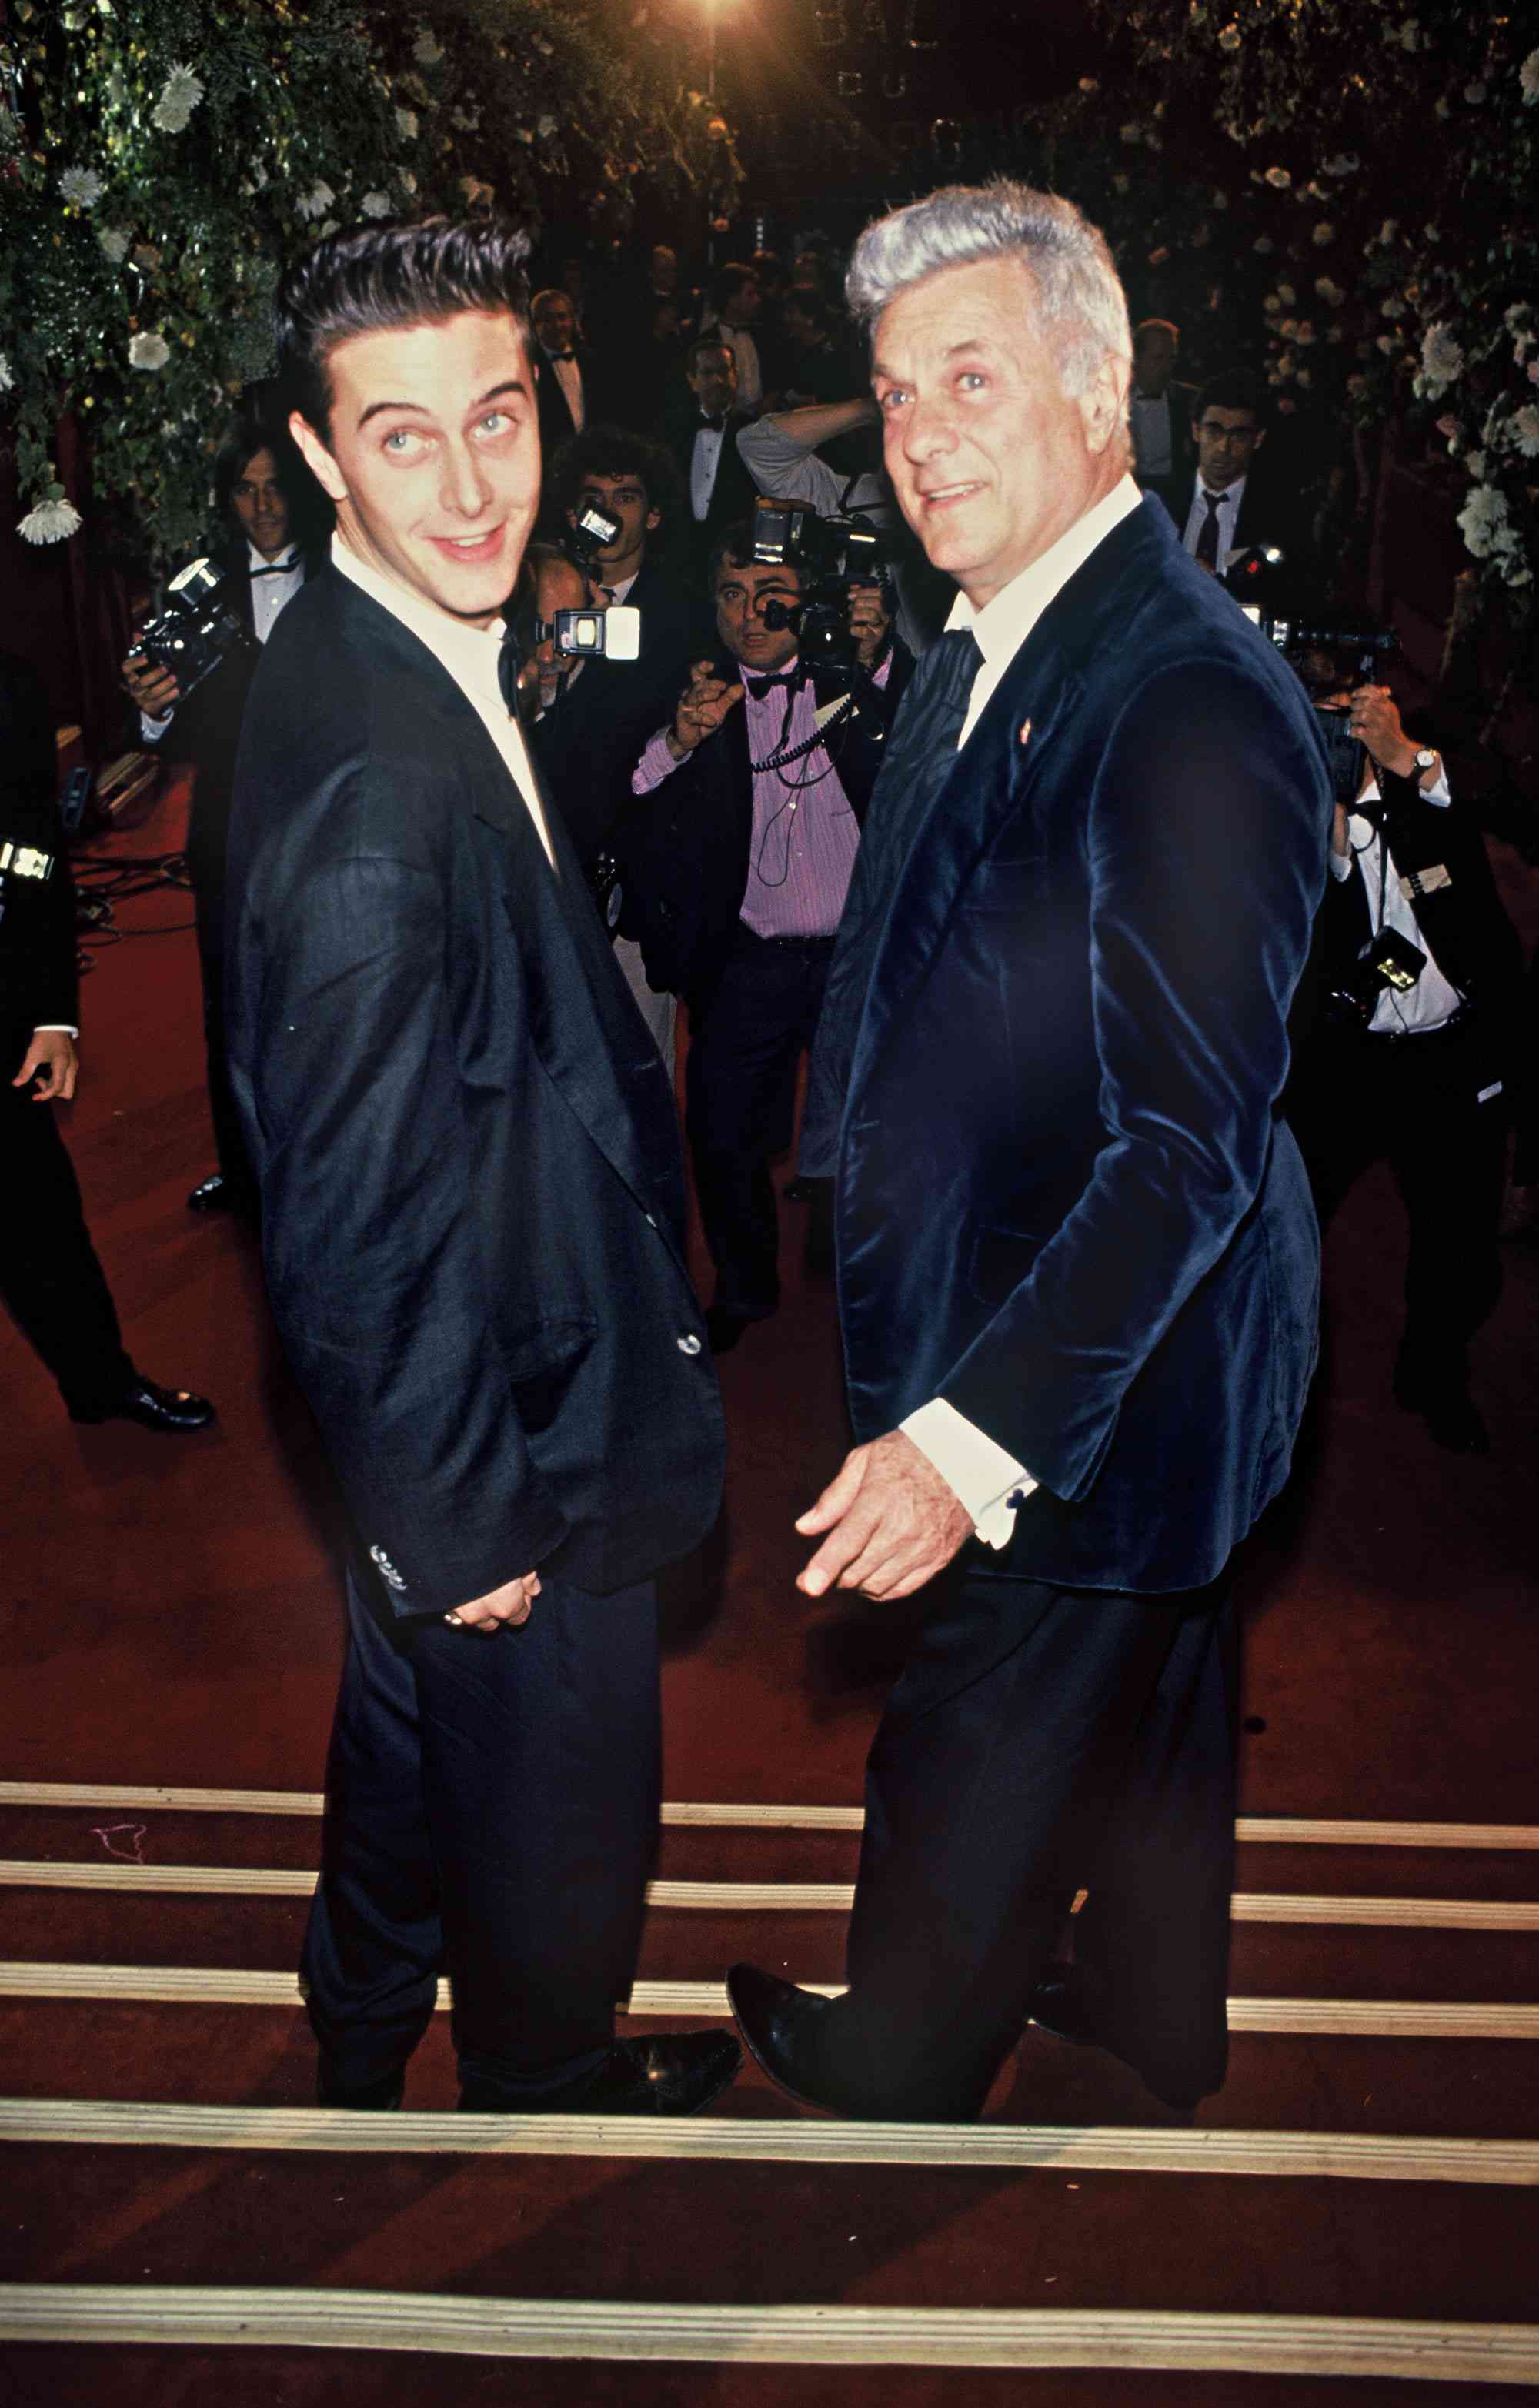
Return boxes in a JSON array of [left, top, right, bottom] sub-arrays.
[[807, 1568, 1239, 2119], [685, 926, 833, 1318], [190, 875, 256, 1205], [0, 1069, 135, 1412], [1290, 1010, 1507, 1379], [301, 1562, 661, 2104]]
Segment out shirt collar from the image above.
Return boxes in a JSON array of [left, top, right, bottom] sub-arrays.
[[1203, 472, 1247, 508], [331, 533, 506, 714], [248, 539, 302, 576], [944, 476, 1142, 664]]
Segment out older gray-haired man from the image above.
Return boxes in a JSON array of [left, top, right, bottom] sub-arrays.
[[727, 182, 1330, 2121]]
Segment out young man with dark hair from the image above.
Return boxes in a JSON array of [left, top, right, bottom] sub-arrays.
[[226, 216, 734, 2117], [1173, 369, 1281, 569], [121, 397, 328, 1217]]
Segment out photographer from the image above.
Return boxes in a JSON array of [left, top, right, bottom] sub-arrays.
[[120, 405, 327, 1218], [0, 653, 214, 1433], [617, 520, 911, 1351], [1288, 679, 1523, 1452]]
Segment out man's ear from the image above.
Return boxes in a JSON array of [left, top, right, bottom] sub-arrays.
[[289, 409, 348, 505], [1079, 354, 1130, 458], [646, 505, 662, 534]]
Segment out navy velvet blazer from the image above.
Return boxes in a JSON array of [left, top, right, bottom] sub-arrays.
[[826, 496, 1333, 1595], [225, 567, 725, 1617]]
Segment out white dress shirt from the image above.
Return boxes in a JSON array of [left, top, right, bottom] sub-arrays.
[[1180, 473, 1246, 570], [901, 475, 1144, 1546], [690, 419, 727, 523], [331, 536, 554, 868], [1130, 390, 1174, 481], [1329, 766, 1462, 1036], [139, 540, 305, 744]]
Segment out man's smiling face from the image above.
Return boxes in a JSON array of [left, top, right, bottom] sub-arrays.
[[873, 253, 1127, 610], [290, 309, 540, 629]]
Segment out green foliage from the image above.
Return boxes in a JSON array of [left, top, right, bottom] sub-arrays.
[[0, 0, 742, 564]]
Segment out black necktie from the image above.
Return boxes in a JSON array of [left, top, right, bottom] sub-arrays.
[[1195, 489, 1224, 569]]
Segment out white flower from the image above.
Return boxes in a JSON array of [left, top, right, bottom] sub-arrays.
[[1314, 276, 1345, 306], [1111, 172, 1130, 193], [450, 105, 480, 130], [1457, 483, 1509, 560], [399, 171, 417, 194], [1119, 122, 1141, 144], [1277, 282, 1296, 305], [395, 106, 418, 139], [58, 166, 105, 209], [1398, 17, 1419, 52], [1217, 23, 1240, 49], [1514, 406, 1539, 457], [1377, 334, 1398, 354], [1433, 95, 1450, 119], [151, 63, 205, 133], [18, 497, 84, 544], [1521, 48, 1539, 103], [1253, 235, 1274, 255], [1295, 367, 1312, 387], [1417, 321, 1464, 396], [1294, 320, 1317, 346], [1464, 451, 1487, 479], [97, 223, 131, 263], [412, 30, 444, 65], [1506, 302, 1532, 332], [1423, 222, 1440, 242], [0, 351, 12, 391], [360, 191, 391, 218], [1312, 220, 1335, 245], [537, 113, 557, 138], [1380, 218, 1399, 245], [1264, 165, 1290, 188], [295, 180, 335, 221], [1263, 292, 1283, 314], [1211, 188, 1229, 208], [1324, 152, 1360, 175], [1380, 295, 1402, 318], [129, 330, 171, 370]]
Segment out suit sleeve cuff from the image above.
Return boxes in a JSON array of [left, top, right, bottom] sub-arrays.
[[901, 1397, 1037, 1551]]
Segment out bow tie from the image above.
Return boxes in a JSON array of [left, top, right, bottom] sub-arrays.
[[743, 668, 798, 699], [250, 552, 302, 578], [697, 412, 726, 436], [546, 349, 576, 363]]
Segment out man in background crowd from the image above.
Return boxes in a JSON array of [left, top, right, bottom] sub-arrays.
[[120, 402, 327, 1219], [618, 523, 908, 1353], [532, 286, 603, 458], [1172, 370, 1286, 572], [658, 338, 763, 610], [1127, 316, 1197, 518], [1, 651, 215, 1434], [698, 261, 766, 414]]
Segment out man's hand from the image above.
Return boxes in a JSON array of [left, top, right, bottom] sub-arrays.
[[13, 1030, 77, 1103], [796, 1430, 973, 1602], [1347, 683, 1422, 782], [443, 1571, 541, 1635], [847, 580, 891, 670], [122, 649, 181, 723], [667, 660, 745, 760]]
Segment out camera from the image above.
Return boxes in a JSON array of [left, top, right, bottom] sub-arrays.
[[537, 606, 642, 663], [1253, 610, 1398, 809], [565, 501, 623, 574], [750, 497, 887, 696], [132, 558, 253, 704]]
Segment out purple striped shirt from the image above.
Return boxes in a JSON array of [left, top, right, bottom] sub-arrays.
[[633, 657, 886, 940]]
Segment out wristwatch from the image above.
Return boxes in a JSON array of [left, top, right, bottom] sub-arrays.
[[1411, 746, 1437, 773]]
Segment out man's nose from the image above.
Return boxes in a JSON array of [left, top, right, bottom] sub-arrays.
[[441, 440, 492, 519], [900, 392, 954, 460]]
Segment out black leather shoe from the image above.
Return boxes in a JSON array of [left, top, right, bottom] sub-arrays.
[[726, 1963, 846, 2114], [461, 2030, 741, 2116], [317, 2065, 405, 2110], [70, 1378, 216, 1434]]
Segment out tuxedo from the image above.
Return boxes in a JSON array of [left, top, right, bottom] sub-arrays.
[[657, 402, 762, 610], [225, 562, 724, 2099], [795, 494, 1331, 2116], [0, 652, 135, 1412], [144, 536, 322, 1202], [535, 342, 605, 459]]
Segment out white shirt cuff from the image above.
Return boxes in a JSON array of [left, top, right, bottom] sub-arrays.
[[139, 709, 173, 743], [901, 1397, 1037, 1551], [34, 1025, 79, 1037]]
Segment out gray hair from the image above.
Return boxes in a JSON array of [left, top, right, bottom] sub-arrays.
[[846, 180, 1130, 399]]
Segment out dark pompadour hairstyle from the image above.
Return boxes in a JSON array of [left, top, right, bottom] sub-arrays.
[[548, 422, 683, 536], [1193, 368, 1267, 426], [275, 216, 532, 441]]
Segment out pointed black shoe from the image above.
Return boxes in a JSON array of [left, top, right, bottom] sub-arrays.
[[69, 1378, 215, 1434], [726, 1963, 850, 2115], [459, 2030, 741, 2116]]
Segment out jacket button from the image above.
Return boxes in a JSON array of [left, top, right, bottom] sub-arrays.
[[676, 1333, 703, 1357]]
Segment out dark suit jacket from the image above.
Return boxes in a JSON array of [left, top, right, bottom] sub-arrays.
[[657, 404, 763, 567], [616, 643, 913, 1013], [529, 551, 696, 866], [535, 345, 608, 463], [1133, 379, 1199, 519], [0, 651, 75, 1064], [821, 496, 1332, 1595], [225, 567, 725, 1617], [1163, 468, 1292, 563]]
